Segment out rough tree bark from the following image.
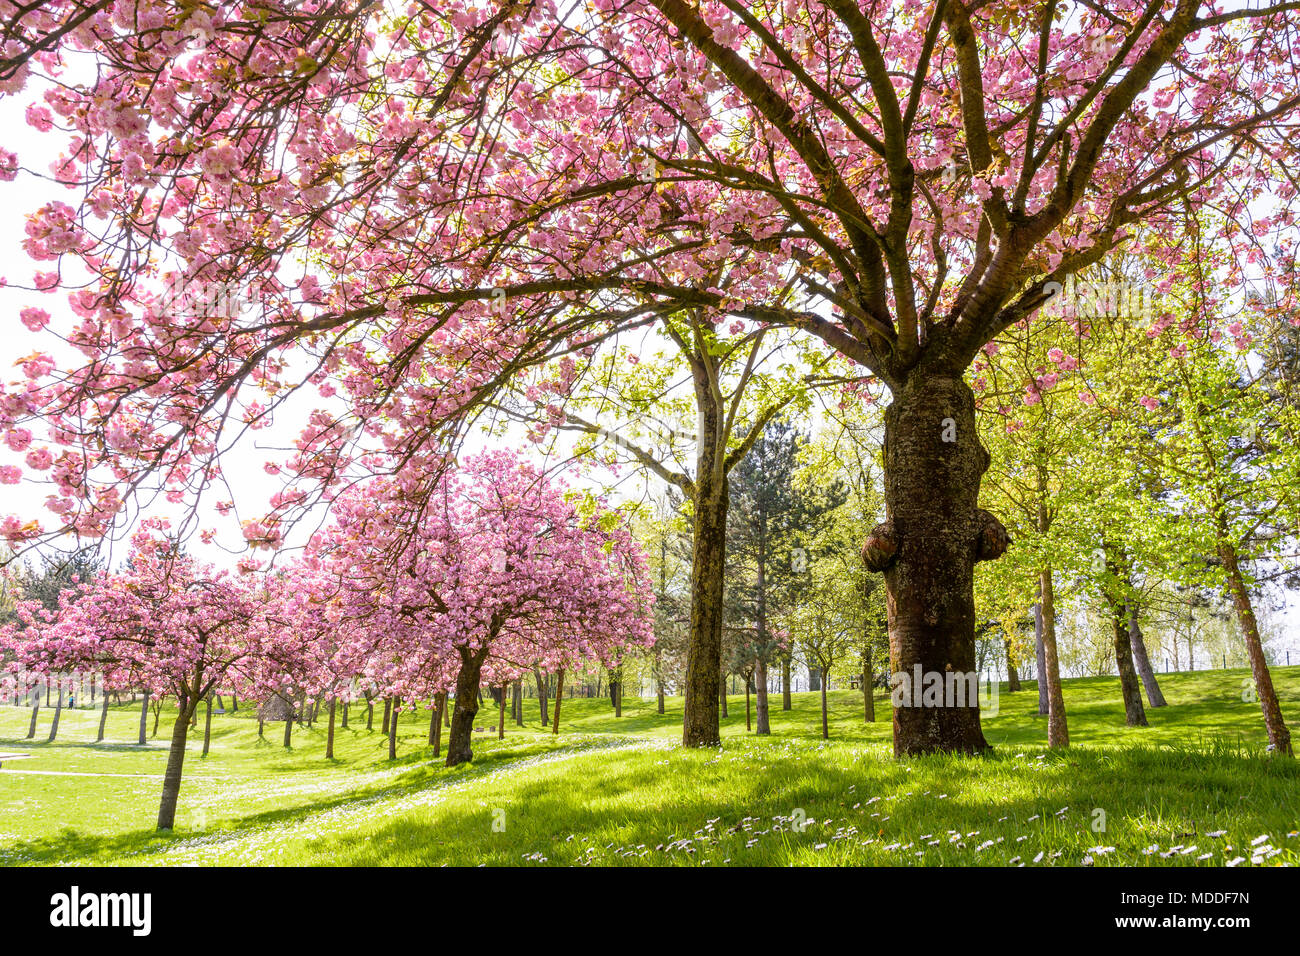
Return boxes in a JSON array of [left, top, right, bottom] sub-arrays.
[[681, 460, 728, 747], [552, 668, 565, 735], [388, 697, 400, 760], [157, 688, 200, 830], [1220, 541, 1292, 755], [1005, 639, 1021, 692], [1033, 602, 1048, 715], [447, 646, 489, 766], [865, 373, 1006, 755], [97, 693, 110, 742], [1127, 604, 1167, 708], [1110, 604, 1148, 728], [781, 656, 792, 711], [430, 691, 446, 756], [861, 650, 875, 723], [46, 690, 62, 743], [534, 667, 548, 726], [26, 688, 39, 739], [201, 692, 213, 756]]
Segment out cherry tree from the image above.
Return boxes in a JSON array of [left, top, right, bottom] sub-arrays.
[[2, 1, 1299, 754], [316, 451, 654, 766], [0, 529, 271, 829]]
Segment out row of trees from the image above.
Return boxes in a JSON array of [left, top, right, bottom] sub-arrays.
[[3, 0, 1299, 759], [2, 453, 655, 829]]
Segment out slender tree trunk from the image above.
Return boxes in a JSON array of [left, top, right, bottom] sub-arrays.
[[381, 697, 391, 736], [552, 668, 565, 735], [1039, 570, 1069, 747], [447, 649, 488, 766], [512, 679, 523, 726], [744, 675, 751, 731], [807, 664, 820, 692], [870, 374, 1001, 755], [1108, 592, 1148, 727], [157, 695, 197, 830], [656, 677, 665, 715], [201, 692, 213, 756], [1127, 604, 1167, 707], [1220, 541, 1292, 755], [497, 683, 507, 739], [1004, 639, 1021, 692], [781, 656, 792, 710], [97, 693, 110, 742], [534, 667, 549, 726], [682, 463, 728, 747], [861, 650, 875, 722], [1033, 602, 1048, 715], [258, 715, 264, 737], [26, 688, 39, 739], [819, 667, 829, 740], [326, 696, 337, 759], [366, 697, 374, 731], [429, 692, 446, 757], [283, 708, 293, 747], [46, 691, 63, 743], [754, 559, 771, 734], [388, 697, 399, 760], [230, 691, 237, 713]]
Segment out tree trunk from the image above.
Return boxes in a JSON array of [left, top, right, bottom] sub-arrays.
[[744, 675, 751, 732], [497, 684, 507, 739], [513, 679, 523, 726], [1127, 605, 1167, 707], [682, 466, 728, 747], [326, 696, 337, 759], [754, 658, 770, 734], [871, 373, 997, 755], [1005, 639, 1021, 692], [201, 693, 213, 756], [381, 697, 391, 736], [26, 689, 39, 739], [807, 664, 820, 692], [1039, 570, 1069, 747], [366, 697, 374, 731], [1033, 602, 1048, 715], [861, 650, 875, 722], [552, 668, 565, 735], [447, 649, 488, 766], [283, 708, 293, 747], [534, 667, 549, 726], [97, 693, 110, 742], [781, 657, 792, 710], [656, 678, 665, 715], [230, 691, 237, 712], [388, 697, 399, 760], [431, 692, 446, 757], [1110, 598, 1148, 727], [157, 696, 197, 830], [819, 667, 829, 740], [46, 691, 63, 743], [1220, 541, 1292, 755], [754, 558, 771, 734]]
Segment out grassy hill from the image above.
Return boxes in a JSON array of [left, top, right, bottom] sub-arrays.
[[1, 667, 1298, 866]]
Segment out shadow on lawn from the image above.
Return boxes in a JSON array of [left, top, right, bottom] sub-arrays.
[[308, 743, 1300, 867]]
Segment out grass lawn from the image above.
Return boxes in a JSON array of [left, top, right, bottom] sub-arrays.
[[1, 667, 1298, 866]]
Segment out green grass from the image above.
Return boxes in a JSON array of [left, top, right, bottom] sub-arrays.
[[2, 667, 1298, 866]]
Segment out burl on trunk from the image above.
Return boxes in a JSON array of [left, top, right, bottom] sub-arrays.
[[862, 373, 1007, 756]]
